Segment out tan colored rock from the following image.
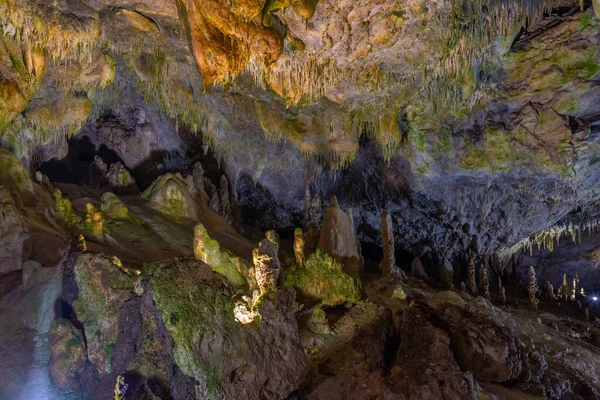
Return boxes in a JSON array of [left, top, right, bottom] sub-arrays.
[[294, 227, 305, 267], [253, 239, 281, 294], [142, 173, 202, 220], [106, 162, 137, 194], [317, 195, 362, 275], [84, 203, 104, 240], [219, 174, 233, 224]]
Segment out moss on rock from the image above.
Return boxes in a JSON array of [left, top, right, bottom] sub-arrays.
[[193, 223, 249, 289], [285, 249, 362, 306], [73, 253, 133, 374]]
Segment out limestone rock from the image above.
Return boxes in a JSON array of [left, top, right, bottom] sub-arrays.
[[150, 260, 307, 399], [380, 210, 401, 278], [0, 187, 28, 273], [440, 259, 454, 289], [49, 319, 87, 390], [317, 195, 362, 276], [101, 192, 130, 220], [193, 223, 249, 289], [142, 173, 202, 220], [218, 174, 233, 224], [410, 256, 428, 280], [285, 249, 361, 307], [435, 302, 547, 383], [72, 253, 134, 374], [21, 260, 43, 289], [106, 162, 137, 194], [253, 239, 281, 294], [389, 302, 480, 399]]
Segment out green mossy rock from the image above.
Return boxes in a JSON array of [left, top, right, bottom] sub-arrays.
[[73, 253, 133, 374], [48, 319, 87, 390], [193, 223, 249, 289], [286, 249, 362, 307], [101, 192, 130, 220]]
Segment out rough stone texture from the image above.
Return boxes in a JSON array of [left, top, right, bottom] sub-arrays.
[[72, 253, 134, 374], [389, 302, 480, 400], [252, 238, 281, 294], [380, 209, 400, 278], [100, 192, 130, 220], [48, 319, 88, 390], [435, 302, 547, 383], [150, 259, 307, 399], [142, 173, 202, 220], [317, 196, 362, 276], [105, 162, 137, 195], [301, 304, 394, 400], [0, 186, 28, 273]]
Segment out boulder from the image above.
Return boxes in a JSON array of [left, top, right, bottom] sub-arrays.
[[49, 319, 87, 390]]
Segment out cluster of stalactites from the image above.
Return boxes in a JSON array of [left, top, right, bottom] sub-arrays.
[[518, 218, 600, 255]]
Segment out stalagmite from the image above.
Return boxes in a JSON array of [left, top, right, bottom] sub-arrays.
[[574, 274, 580, 301], [219, 175, 233, 224], [85, 203, 104, 241], [585, 307, 590, 321], [501, 286, 507, 305], [440, 259, 454, 289], [265, 229, 280, 251], [380, 210, 401, 278], [317, 195, 363, 275], [460, 282, 467, 292], [294, 228, 305, 267], [482, 267, 490, 301], [528, 266, 539, 310], [253, 239, 281, 294], [547, 281, 555, 300], [498, 276, 502, 295], [467, 258, 478, 296]]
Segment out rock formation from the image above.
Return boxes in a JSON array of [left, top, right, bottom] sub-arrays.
[[142, 173, 203, 220], [0, 187, 28, 273], [218, 174, 233, 224], [467, 258, 478, 297], [317, 195, 362, 276], [252, 239, 281, 294], [482, 267, 490, 301], [440, 259, 454, 289], [294, 228, 305, 267], [380, 209, 401, 278], [101, 192, 130, 220], [106, 162, 137, 194], [528, 266, 540, 310], [84, 203, 104, 240]]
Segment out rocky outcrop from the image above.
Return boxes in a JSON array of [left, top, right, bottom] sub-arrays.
[[389, 302, 480, 399], [105, 162, 137, 195], [48, 319, 88, 390], [142, 173, 202, 220], [0, 187, 28, 273], [72, 253, 135, 374], [56, 252, 307, 399], [285, 249, 362, 307]]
